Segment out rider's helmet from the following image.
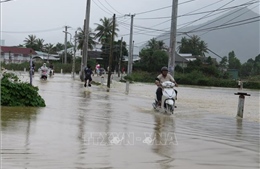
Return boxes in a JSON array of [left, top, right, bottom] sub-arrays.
[[161, 66, 168, 72]]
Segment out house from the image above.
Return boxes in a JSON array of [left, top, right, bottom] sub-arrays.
[[175, 53, 189, 67], [0, 46, 37, 63], [34, 51, 60, 62]]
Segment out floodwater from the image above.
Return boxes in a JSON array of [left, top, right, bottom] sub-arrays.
[[1, 72, 259, 169]]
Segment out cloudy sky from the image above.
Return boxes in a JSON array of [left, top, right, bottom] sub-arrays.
[[0, 0, 259, 52]]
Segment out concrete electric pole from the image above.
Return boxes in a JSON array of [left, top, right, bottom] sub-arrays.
[[127, 14, 135, 75], [64, 26, 69, 64], [118, 37, 123, 77], [81, 0, 91, 80], [168, 0, 178, 77], [107, 14, 116, 91], [72, 31, 77, 78]]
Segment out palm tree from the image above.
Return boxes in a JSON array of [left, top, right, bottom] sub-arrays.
[[44, 43, 55, 62], [36, 38, 45, 51], [77, 28, 96, 50], [158, 40, 166, 50], [147, 38, 158, 50], [54, 43, 64, 53], [94, 17, 119, 43], [24, 35, 37, 49], [178, 35, 208, 56]]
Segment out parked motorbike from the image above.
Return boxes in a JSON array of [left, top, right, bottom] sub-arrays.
[[152, 81, 176, 114]]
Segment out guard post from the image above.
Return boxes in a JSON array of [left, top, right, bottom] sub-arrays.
[[234, 92, 250, 118]]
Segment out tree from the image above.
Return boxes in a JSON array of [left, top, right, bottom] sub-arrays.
[[24, 35, 37, 50], [36, 38, 45, 51], [94, 17, 119, 44], [138, 38, 168, 72], [147, 38, 167, 51], [44, 43, 55, 54], [228, 51, 241, 69], [54, 43, 64, 52], [178, 35, 208, 56], [219, 56, 228, 70], [77, 28, 96, 50]]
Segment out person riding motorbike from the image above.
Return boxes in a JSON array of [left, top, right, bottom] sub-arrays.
[[155, 66, 178, 107], [49, 63, 54, 75], [40, 63, 48, 71]]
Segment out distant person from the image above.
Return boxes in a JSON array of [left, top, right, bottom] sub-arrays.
[[237, 79, 242, 90], [95, 63, 100, 76], [49, 63, 54, 75], [84, 64, 93, 87]]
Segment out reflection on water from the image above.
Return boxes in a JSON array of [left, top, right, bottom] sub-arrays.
[[1, 73, 259, 169]]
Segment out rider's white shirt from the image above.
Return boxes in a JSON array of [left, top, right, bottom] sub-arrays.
[[157, 73, 175, 83], [40, 66, 48, 71]]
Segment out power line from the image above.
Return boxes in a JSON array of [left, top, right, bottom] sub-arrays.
[[96, 0, 114, 14], [104, 0, 123, 15], [184, 16, 260, 33], [179, 0, 258, 17], [1, 27, 63, 34], [178, 0, 236, 30], [189, 0, 258, 32], [135, 0, 196, 15], [199, 3, 260, 36], [0, 0, 13, 3], [92, 0, 113, 15]]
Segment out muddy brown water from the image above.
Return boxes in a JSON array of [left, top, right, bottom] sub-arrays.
[[1, 72, 259, 169]]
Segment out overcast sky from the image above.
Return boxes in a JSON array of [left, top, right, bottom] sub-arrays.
[[0, 0, 259, 52]]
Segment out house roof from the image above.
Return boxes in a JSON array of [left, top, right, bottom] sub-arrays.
[[0, 46, 37, 55], [175, 52, 188, 63]]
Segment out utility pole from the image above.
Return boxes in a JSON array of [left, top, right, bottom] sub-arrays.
[[118, 37, 123, 77], [127, 14, 135, 74], [107, 14, 116, 91], [125, 14, 135, 94], [81, 0, 91, 81], [130, 40, 134, 73], [29, 50, 32, 85], [64, 26, 68, 64], [72, 31, 77, 78], [168, 0, 178, 77]]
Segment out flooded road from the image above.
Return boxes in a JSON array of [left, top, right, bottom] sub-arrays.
[[1, 72, 259, 169]]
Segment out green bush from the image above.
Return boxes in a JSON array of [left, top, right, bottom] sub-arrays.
[[1, 73, 46, 107], [243, 81, 260, 89]]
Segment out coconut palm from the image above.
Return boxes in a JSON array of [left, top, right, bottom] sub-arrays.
[[77, 28, 96, 50], [36, 38, 45, 51], [178, 35, 208, 56], [147, 38, 158, 50], [24, 35, 37, 49], [94, 17, 119, 44], [44, 43, 55, 54]]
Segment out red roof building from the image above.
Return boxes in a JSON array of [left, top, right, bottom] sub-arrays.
[[0, 46, 36, 55], [0, 46, 37, 63]]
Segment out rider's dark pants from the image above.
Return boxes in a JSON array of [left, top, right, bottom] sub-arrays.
[[156, 87, 163, 102], [156, 87, 178, 102]]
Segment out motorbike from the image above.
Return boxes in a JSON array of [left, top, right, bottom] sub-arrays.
[[40, 69, 48, 80], [152, 81, 176, 114], [49, 69, 54, 77]]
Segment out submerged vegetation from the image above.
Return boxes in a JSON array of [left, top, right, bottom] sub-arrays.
[[1, 73, 46, 107]]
